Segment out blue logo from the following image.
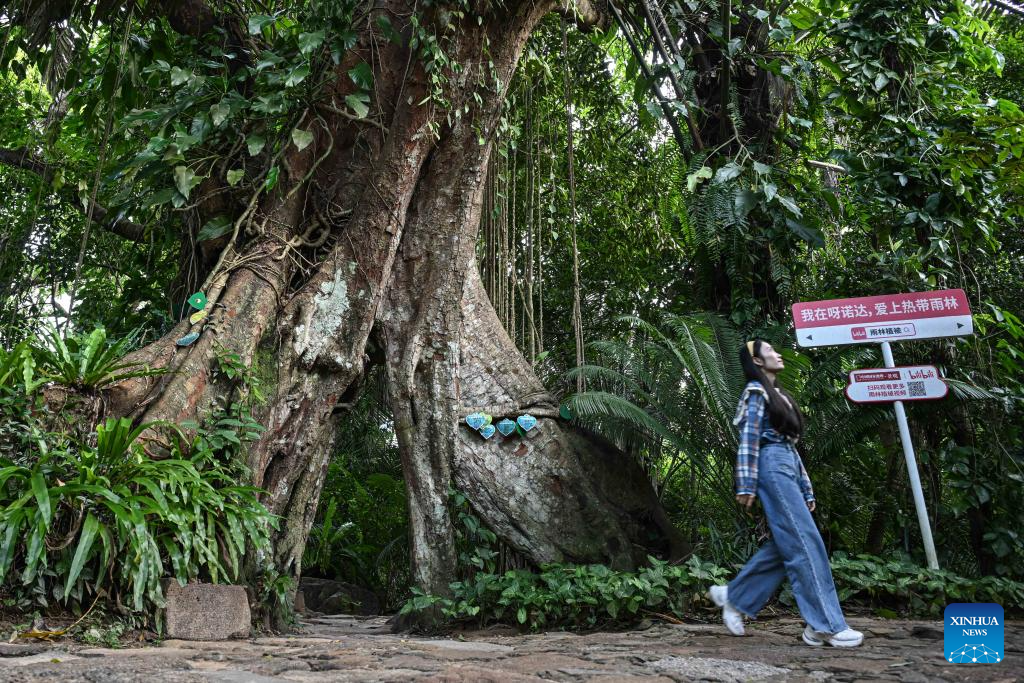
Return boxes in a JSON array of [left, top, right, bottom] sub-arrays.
[[944, 603, 1003, 664]]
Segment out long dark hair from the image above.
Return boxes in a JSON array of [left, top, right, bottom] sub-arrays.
[[739, 340, 804, 438]]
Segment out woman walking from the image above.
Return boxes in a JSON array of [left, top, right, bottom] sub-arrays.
[[708, 339, 863, 647]]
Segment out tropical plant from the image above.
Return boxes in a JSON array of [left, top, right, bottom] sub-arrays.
[[566, 313, 746, 508], [30, 326, 164, 390], [400, 552, 1024, 630], [304, 498, 355, 576], [0, 413, 276, 616]]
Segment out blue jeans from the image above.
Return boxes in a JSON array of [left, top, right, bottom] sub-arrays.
[[727, 443, 848, 634]]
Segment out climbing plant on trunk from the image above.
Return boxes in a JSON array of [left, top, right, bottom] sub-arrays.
[[0, 0, 684, 623]]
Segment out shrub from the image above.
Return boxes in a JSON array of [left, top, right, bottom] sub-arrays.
[[830, 553, 1024, 616], [0, 416, 275, 616], [401, 554, 1024, 631], [0, 328, 276, 623]]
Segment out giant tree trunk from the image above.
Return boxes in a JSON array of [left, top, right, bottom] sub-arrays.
[[100, 0, 683, 623]]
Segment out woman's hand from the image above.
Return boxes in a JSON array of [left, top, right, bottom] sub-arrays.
[[736, 493, 756, 510], [806, 500, 816, 512]]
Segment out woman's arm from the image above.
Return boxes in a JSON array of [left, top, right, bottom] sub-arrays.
[[735, 390, 765, 499]]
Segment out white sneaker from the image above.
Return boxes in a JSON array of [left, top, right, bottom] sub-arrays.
[[708, 585, 745, 636], [802, 624, 864, 647]]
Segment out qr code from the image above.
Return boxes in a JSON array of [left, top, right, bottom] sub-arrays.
[[907, 381, 926, 397]]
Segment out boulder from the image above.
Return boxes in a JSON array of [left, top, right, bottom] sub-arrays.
[[163, 582, 251, 640]]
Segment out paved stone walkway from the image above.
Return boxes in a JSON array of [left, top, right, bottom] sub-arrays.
[[0, 614, 1021, 682]]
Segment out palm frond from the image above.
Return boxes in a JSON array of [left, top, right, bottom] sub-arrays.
[[945, 378, 1010, 402]]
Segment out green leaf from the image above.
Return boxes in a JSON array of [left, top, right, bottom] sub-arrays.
[[198, 216, 233, 242], [291, 128, 314, 152], [686, 166, 713, 192], [299, 31, 326, 56], [345, 93, 370, 119], [822, 190, 842, 216], [375, 15, 403, 43], [285, 64, 311, 87], [714, 162, 743, 183], [255, 51, 283, 72], [820, 57, 843, 80], [142, 188, 176, 208], [226, 169, 244, 186], [264, 166, 280, 191], [31, 471, 50, 526], [785, 218, 825, 247], [23, 520, 45, 581], [348, 62, 373, 90], [753, 161, 772, 175], [248, 15, 275, 35], [776, 195, 802, 217], [874, 72, 890, 91], [173, 166, 198, 199], [734, 188, 759, 217], [0, 513, 24, 583], [209, 102, 230, 127], [64, 512, 99, 599], [169, 66, 192, 86], [246, 135, 266, 156]]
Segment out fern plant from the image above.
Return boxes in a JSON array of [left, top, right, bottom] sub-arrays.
[[566, 313, 747, 512], [564, 313, 912, 556]]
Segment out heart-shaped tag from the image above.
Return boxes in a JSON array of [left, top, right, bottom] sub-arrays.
[[189, 310, 207, 325], [465, 413, 486, 430], [175, 331, 200, 347], [559, 404, 573, 420], [496, 419, 516, 436], [479, 424, 496, 440], [187, 292, 208, 310], [482, 413, 493, 426], [517, 414, 537, 432]]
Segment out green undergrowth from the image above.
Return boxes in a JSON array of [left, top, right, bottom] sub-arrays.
[[401, 553, 1024, 631], [0, 328, 279, 628]]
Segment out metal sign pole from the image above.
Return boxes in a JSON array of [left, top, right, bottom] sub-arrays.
[[880, 341, 940, 570]]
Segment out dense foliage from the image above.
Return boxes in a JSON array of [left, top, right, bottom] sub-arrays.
[[400, 507, 1024, 630], [401, 554, 1024, 631], [0, 331, 277, 622], [1, 0, 1021, 630]]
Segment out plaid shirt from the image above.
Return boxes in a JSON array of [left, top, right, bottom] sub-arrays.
[[733, 382, 814, 502]]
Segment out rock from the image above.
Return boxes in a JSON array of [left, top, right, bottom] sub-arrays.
[[415, 639, 514, 654], [299, 576, 381, 615], [648, 656, 791, 682], [0, 642, 50, 657], [163, 581, 251, 640], [1, 651, 81, 667]]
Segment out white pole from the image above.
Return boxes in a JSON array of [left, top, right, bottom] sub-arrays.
[[880, 341, 939, 570]]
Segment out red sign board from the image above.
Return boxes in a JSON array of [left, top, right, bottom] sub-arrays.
[[792, 289, 972, 348], [845, 365, 949, 403]]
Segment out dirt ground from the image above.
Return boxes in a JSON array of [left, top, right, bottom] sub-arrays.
[[0, 613, 1021, 682]]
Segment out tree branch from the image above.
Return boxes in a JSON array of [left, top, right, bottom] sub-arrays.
[[0, 148, 147, 243], [558, 0, 613, 31]]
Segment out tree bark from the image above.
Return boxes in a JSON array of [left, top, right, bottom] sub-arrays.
[[89, 0, 680, 625]]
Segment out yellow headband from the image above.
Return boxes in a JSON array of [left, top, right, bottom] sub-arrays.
[[746, 340, 757, 358]]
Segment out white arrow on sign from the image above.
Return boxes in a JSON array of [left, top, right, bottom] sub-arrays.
[[844, 365, 948, 404]]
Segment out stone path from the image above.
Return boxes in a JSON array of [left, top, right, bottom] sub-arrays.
[[0, 614, 1021, 682]]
